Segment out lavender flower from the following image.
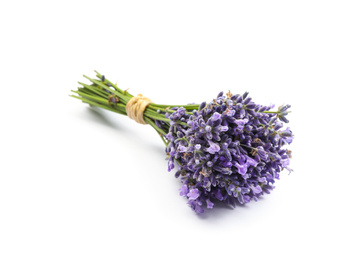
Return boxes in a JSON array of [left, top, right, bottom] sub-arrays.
[[165, 92, 294, 213]]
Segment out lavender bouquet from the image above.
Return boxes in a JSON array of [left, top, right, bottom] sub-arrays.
[[71, 71, 293, 213]]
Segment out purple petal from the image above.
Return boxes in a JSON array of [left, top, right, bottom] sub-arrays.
[[206, 199, 214, 209], [246, 157, 258, 167], [179, 145, 188, 152], [206, 140, 220, 154], [250, 185, 262, 194], [187, 188, 200, 200], [211, 112, 221, 121], [179, 184, 189, 196]]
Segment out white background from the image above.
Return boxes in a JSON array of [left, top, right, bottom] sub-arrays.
[[0, 1, 362, 259]]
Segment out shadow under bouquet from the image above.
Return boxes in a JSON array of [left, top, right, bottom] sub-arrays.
[[71, 71, 293, 213]]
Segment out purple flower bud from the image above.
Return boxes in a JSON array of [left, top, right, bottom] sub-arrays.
[[280, 127, 292, 137], [282, 158, 290, 167], [199, 101, 206, 110], [258, 177, 267, 184], [165, 132, 174, 141], [241, 187, 250, 194], [168, 160, 174, 171], [274, 122, 283, 130], [179, 184, 189, 196], [187, 188, 200, 200], [215, 189, 223, 201], [155, 120, 162, 128], [280, 104, 291, 112], [244, 125, 252, 132], [206, 199, 214, 208], [247, 109, 256, 116], [211, 112, 221, 121], [284, 136, 293, 145], [250, 185, 262, 194], [231, 94, 239, 100], [206, 140, 220, 154], [279, 115, 289, 123], [225, 109, 235, 116], [246, 103, 255, 109], [259, 106, 267, 112], [204, 132, 212, 140], [219, 126, 229, 132], [190, 202, 204, 214], [110, 97, 118, 103], [257, 147, 268, 161], [246, 156, 258, 167], [237, 193, 244, 204], [179, 145, 188, 152], [243, 97, 252, 104], [233, 161, 248, 175], [174, 170, 181, 178], [235, 119, 248, 125], [226, 184, 235, 196]]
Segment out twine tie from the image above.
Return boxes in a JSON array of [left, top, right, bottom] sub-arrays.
[[125, 94, 152, 125]]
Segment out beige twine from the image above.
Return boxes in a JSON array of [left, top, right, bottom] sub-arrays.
[[126, 94, 152, 125]]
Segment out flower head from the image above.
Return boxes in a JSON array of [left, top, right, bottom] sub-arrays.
[[165, 92, 293, 213]]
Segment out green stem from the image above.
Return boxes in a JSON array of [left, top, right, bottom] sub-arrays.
[[94, 70, 133, 98], [83, 76, 130, 104], [71, 72, 197, 146], [77, 82, 109, 99], [150, 104, 199, 110], [262, 111, 279, 114], [70, 95, 126, 115]]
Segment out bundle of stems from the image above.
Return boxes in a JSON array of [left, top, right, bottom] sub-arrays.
[[70, 71, 199, 146], [70, 71, 293, 213]]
